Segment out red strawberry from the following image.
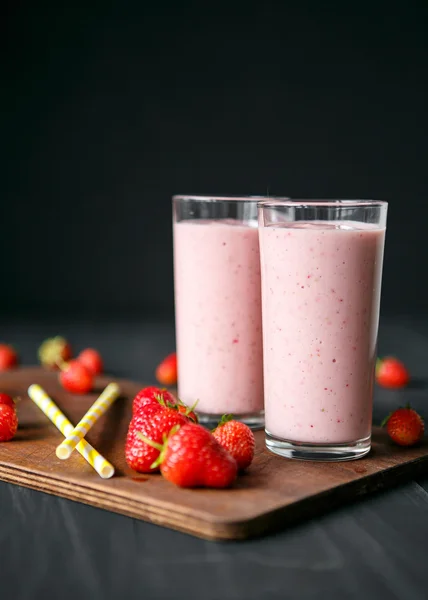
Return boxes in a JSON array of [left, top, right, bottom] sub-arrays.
[[155, 352, 178, 386], [0, 344, 18, 371], [142, 422, 237, 488], [382, 406, 424, 447], [38, 336, 72, 370], [376, 357, 410, 388], [77, 348, 103, 375], [132, 386, 176, 415], [59, 360, 93, 394], [0, 393, 15, 408], [126, 408, 188, 473], [0, 404, 18, 441], [212, 415, 255, 470]]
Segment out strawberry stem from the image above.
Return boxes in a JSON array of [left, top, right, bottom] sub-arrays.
[[136, 432, 163, 452], [185, 399, 199, 415], [380, 412, 392, 428], [149, 424, 181, 469], [55, 358, 68, 371]]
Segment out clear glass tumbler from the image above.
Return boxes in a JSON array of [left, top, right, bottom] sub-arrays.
[[258, 200, 388, 460], [173, 195, 272, 428]]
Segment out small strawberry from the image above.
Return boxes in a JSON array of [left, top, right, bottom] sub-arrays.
[[77, 348, 103, 375], [155, 352, 178, 386], [125, 408, 188, 473], [0, 393, 15, 408], [212, 414, 255, 470], [0, 404, 18, 441], [0, 344, 18, 371], [59, 360, 93, 394], [38, 336, 72, 370], [140, 423, 238, 488], [382, 405, 424, 447], [376, 357, 410, 389]]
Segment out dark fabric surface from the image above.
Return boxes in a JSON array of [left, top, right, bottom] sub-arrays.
[[1, 316, 427, 600]]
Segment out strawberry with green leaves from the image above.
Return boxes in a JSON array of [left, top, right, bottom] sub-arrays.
[[126, 408, 188, 473], [132, 386, 177, 416], [138, 422, 238, 488], [38, 336, 72, 369], [212, 415, 255, 470]]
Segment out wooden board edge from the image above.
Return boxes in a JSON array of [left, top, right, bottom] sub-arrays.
[[1, 452, 428, 541], [0, 467, 235, 541]]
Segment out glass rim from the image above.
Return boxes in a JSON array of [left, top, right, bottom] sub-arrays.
[[258, 199, 388, 209], [173, 195, 289, 203]]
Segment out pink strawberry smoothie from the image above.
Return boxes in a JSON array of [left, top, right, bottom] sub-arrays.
[[259, 221, 386, 444], [173, 219, 263, 416]]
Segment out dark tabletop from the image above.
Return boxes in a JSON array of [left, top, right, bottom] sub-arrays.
[[1, 315, 428, 600]]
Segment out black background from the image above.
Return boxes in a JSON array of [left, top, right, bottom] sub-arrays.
[[3, 2, 428, 319]]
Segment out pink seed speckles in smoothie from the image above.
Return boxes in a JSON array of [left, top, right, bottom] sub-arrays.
[[259, 221, 385, 444], [173, 219, 263, 415]]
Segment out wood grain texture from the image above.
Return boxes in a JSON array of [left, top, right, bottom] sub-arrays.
[[0, 367, 427, 541]]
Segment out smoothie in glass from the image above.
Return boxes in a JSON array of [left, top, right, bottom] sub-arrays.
[[258, 201, 387, 460], [173, 196, 265, 427]]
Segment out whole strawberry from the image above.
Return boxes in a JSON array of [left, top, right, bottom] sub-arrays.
[[376, 357, 410, 389], [132, 386, 176, 415], [59, 360, 93, 394], [0, 404, 18, 441], [155, 352, 178, 386], [38, 336, 72, 370], [77, 348, 103, 376], [382, 406, 424, 446], [147, 423, 237, 488], [126, 408, 188, 473], [0, 344, 18, 371], [212, 415, 255, 470], [0, 393, 15, 408]]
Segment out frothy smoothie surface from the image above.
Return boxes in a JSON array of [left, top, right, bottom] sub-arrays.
[[259, 220, 386, 444], [174, 219, 263, 415]]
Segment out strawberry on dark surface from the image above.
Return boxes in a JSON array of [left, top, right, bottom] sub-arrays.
[[382, 406, 424, 447], [0, 404, 18, 442], [155, 352, 178, 386], [77, 348, 103, 375], [212, 415, 255, 470], [153, 423, 238, 488], [0, 393, 15, 408], [38, 337, 72, 370], [126, 408, 188, 474], [376, 357, 410, 388], [0, 344, 18, 371], [59, 360, 93, 394]]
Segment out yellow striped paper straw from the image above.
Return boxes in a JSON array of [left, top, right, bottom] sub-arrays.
[[28, 384, 115, 479], [55, 382, 120, 460]]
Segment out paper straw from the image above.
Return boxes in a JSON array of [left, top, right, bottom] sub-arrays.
[[55, 383, 120, 460], [28, 384, 115, 479]]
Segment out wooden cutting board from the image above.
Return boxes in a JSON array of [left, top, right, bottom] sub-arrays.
[[0, 367, 427, 541]]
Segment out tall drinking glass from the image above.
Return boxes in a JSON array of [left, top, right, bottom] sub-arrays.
[[258, 200, 388, 460], [173, 195, 272, 428]]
